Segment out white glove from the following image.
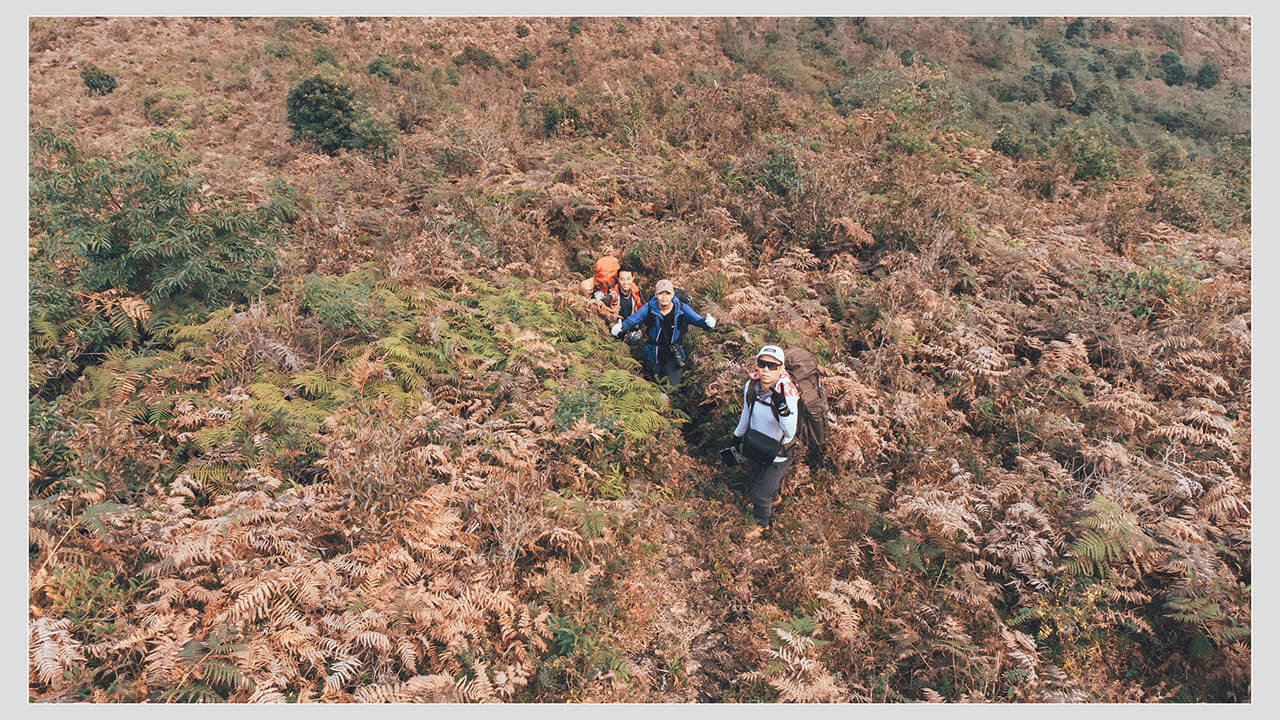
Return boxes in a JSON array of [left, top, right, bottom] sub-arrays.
[[610, 320, 623, 337], [593, 291, 606, 302], [705, 314, 716, 328]]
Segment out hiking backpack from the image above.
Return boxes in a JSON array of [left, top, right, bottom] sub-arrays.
[[782, 346, 830, 457], [592, 256, 621, 303]]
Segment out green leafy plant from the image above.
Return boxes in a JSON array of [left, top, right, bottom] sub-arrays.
[[1159, 51, 1186, 86], [367, 55, 397, 82], [285, 74, 397, 158], [30, 126, 285, 307], [80, 63, 117, 95]]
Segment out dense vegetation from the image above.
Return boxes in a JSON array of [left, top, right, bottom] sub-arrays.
[[29, 17, 1249, 702]]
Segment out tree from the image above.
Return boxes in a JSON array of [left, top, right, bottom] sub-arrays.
[[1159, 51, 1186, 86], [1195, 60, 1221, 89], [1048, 71, 1077, 108]]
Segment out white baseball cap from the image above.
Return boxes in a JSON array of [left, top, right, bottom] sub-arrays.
[[756, 345, 785, 364]]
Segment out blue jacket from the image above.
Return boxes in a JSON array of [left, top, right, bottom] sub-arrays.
[[619, 296, 712, 367]]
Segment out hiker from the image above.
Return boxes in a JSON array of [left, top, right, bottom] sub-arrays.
[[580, 256, 622, 323], [611, 279, 716, 390], [730, 345, 798, 540], [615, 268, 643, 321]]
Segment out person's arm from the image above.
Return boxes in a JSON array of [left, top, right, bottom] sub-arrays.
[[733, 381, 752, 438], [779, 389, 799, 445], [681, 303, 717, 330], [619, 301, 650, 333]]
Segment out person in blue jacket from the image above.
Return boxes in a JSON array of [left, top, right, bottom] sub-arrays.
[[611, 278, 716, 390]]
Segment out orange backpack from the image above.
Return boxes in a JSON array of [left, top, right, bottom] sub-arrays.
[[593, 256, 620, 295]]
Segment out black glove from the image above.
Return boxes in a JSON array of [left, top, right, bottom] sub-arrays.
[[769, 388, 790, 417]]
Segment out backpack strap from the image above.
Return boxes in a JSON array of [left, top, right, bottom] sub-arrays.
[[748, 378, 782, 422]]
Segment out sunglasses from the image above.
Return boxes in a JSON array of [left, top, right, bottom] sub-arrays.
[[757, 359, 782, 369]]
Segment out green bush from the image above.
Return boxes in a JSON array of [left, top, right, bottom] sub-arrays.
[[516, 23, 531, 38], [1076, 84, 1118, 116], [286, 75, 357, 153], [1048, 71, 1076, 107], [300, 274, 385, 335], [1195, 60, 1221, 89], [1113, 49, 1147, 79], [1035, 38, 1069, 67], [367, 55, 397, 82], [515, 47, 536, 69], [567, 19, 582, 37], [540, 96, 583, 137], [29, 126, 291, 393], [900, 48, 916, 66], [1146, 136, 1188, 173], [141, 94, 181, 126], [30, 126, 286, 306], [80, 63, 117, 96], [1064, 17, 1091, 42], [286, 74, 397, 157], [1159, 51, 1186, 86], [1057, 125, 1123, 182], [756, 147, 801, 195], [453, 44, 501, 70], [263, 39, 292, 59], [312, 43, 338, 65]]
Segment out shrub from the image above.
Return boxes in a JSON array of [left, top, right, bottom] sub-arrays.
[[567, 19, 582, 37], [1064, 17, 1090, 42], [453, 44, 501, 71], [1195, 60, 1221, 89], [516, 23, 531, 38], [286, 74, 397, 157], [1056, 125, 1123, 182], [1035, 38, 1068, 67], [1113, 49, 1147, 79], [900, 49, 916, 66], [30, 126, 287, 307], [287, 75, 358, 153], [1156, 19, 1184, 51], [1076, 84, 1118, 116], [80, 63, 117, 96], [515, 47, 536, 69], [1047, 71, 1076, 107], [540, 96, 583, 137], [756, 147, 801, 195], [1159, 51, 1185, 86], [263, 39, 292, 58], [311, 42, 338, 66], [1146, 136, 1188, 174], [367, 55, 397, 82], [141, 94, 181, 125]]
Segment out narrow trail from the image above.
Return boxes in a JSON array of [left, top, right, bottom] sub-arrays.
[[626, 399, 810, 701]]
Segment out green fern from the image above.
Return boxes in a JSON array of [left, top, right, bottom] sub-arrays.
[[291, 367, 336, 399]]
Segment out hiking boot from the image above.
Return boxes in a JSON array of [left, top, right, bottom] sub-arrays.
[[771, 494, 783, 509]]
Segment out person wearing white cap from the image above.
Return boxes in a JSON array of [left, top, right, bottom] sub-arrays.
[[730, 344, 798, 540], [611, 278, 716, 391]]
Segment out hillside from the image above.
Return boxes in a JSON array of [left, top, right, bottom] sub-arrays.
[[29, 17, 1250, 703]]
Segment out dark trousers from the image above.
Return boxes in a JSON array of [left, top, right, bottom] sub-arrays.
[[646, 349, 684, 389], [749, 457, 792, 525]]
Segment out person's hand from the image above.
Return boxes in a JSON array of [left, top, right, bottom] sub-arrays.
[[705, 313, 717, 328], [611, 320, 623, 337]]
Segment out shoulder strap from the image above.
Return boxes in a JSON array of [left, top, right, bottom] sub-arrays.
[[748, 378, 781, 422]]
